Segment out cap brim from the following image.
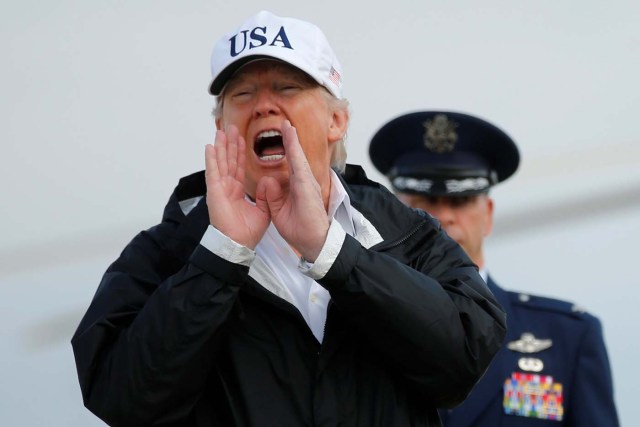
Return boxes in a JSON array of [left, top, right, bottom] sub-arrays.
[[210, 55, 301, 96], [209, 55, 339, 98]]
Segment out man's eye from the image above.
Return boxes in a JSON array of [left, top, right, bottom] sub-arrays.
[[231, 90, 252, 99], [451, 196, 473, 207], [279, 84, 301, 92]]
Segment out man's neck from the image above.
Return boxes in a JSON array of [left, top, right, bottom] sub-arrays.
[[320, 171, 332, 212]]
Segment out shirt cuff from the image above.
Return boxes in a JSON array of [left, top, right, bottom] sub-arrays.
[[299, 220, 346, 280], [200, 225, 255, 267]]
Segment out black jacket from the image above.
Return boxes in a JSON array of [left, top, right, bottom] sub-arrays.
[[72, 165, 506, 426]]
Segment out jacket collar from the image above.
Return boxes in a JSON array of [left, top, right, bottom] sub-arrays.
[[339, 165, 430, 246]]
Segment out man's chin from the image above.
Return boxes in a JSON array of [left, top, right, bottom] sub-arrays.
[[249, 171, 291, 194], [268, 170, 291, 184], [448, 235, 467, 250]]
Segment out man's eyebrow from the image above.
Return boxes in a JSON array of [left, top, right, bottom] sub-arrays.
[[224, 76, 251, 91]]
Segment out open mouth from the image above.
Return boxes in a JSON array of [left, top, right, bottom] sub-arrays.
[[254, 130, 285, 162]]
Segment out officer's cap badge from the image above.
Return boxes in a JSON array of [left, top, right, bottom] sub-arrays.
[[423, 114, 458, 153]]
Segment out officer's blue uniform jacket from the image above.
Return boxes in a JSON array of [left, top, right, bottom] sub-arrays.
[[439, 277, 619, 427]]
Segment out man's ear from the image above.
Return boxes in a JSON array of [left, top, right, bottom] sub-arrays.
[[484, 197, 495, 237], [328, 108, 349, 143]]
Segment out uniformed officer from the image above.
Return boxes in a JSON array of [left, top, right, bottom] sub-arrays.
[[369, 111, 619, 426]]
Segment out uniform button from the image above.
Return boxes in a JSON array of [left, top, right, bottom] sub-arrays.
[[519, 294, 530, 302], [310, 294, 317, 303]]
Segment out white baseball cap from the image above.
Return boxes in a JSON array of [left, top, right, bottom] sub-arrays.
[[208, 11, 343, 98]]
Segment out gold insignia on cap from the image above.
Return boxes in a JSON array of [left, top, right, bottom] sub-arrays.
[[518, 357, 544, 372], [507, 333, 552, 354], [423, 114, 458, 153]]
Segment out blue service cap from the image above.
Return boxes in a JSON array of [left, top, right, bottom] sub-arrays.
[[369, 111, 520, 196]]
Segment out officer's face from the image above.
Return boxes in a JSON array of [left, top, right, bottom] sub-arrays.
[[397, 193, 493, 267], [215, 60, 347, 200]]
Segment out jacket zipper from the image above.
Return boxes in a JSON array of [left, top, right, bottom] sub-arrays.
[[371, 219, 430, 252]]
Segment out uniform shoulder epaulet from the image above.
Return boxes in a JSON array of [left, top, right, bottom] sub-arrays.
[[508, 290, 591, 319]]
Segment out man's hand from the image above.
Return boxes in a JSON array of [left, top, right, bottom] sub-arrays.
[[256, 121, 330, 262], [205, 126, 270, 249]]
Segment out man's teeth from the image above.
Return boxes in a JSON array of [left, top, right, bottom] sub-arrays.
[[260, 154, 285, 161], [257, 130, 282, 139]]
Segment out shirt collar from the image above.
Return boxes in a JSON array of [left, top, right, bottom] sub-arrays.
[[479, 267, 488, 283], [327, 170, 355, 236]]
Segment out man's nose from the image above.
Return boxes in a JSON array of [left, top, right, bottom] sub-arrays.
[[253, 89, 280, 118], [432, 204, 456, 225]]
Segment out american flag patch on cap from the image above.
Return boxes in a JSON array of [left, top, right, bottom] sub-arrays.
[[329, 66, 341, 86]]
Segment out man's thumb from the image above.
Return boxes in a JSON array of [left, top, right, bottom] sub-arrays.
[[256, 177, 283, 215]]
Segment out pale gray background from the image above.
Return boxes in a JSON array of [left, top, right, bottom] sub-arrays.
[[1, 1, 638, 425]]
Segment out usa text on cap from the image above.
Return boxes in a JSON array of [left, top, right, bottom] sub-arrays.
[[369, 111, 520, 196], [209, 10, 343, 98]]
